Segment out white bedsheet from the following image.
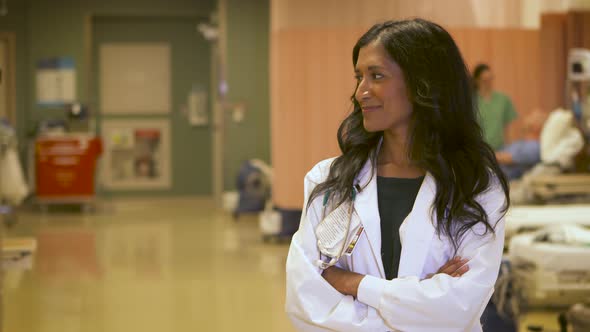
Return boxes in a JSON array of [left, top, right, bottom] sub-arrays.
[[506, 205, 590, 236], [509, 224, 590, 270]]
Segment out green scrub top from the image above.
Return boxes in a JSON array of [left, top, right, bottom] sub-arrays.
[[477, 91, 517, 150]]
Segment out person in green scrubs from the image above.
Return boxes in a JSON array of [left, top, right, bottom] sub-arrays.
[[473, 64, 517, 150]]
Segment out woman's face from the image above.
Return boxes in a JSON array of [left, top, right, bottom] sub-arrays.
[[354, 41, 412, 133], [477, 69, 494, 92]]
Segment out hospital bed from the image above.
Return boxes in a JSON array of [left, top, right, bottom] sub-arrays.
[[510, 109, 590, 205], [503, 125, 590, 246], [2, 237, 37, 290], [505, 204, 590, 242], [508, 224, 590, 308], [495, 49, 590, 331], [529, 174, 590, 203], [3, 237, 36, 270]]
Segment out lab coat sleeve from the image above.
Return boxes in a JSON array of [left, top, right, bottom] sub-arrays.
[[357, 184, 507, 332], [285, 165, 378, 331]]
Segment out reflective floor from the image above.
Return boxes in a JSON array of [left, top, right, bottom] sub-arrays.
[[2, 198, 561, 332], [3, 198, 295, 332]]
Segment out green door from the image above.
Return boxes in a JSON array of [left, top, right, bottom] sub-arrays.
[[93, 16, 212, 196]]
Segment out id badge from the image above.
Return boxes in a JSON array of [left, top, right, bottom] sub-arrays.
[[344, 226, 364, 256]]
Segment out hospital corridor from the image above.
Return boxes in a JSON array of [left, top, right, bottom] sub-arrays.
[[2, 0, 590, 332]]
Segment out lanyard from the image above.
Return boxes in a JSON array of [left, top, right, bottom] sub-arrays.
[[321, 186, 357, 220]]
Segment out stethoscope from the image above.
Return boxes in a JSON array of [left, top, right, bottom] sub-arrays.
[[316, 184, 361, 269]]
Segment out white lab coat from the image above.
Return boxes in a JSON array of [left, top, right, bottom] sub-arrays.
[[285, 157, 507, 332]]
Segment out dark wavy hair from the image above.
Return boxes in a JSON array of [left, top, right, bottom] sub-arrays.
[[472, 63, 491, 92], [307, 19, 509, 252]]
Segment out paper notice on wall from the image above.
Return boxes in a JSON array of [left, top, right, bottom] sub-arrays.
[[36, 57, 76, 108], [188, 87, 208, 126]]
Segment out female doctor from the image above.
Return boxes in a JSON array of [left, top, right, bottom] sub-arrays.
[[285, 19, 510, 332]]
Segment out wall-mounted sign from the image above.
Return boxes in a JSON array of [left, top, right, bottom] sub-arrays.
[[36, 57, 76, 108]]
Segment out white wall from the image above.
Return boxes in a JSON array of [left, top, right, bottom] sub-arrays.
[[521, 0, 590, 28]]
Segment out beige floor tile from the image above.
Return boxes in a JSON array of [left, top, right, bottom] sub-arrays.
[[3, 198, 296, 332]]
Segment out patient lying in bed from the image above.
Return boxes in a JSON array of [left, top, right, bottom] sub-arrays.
[[509, 108, 585, 203], [496, 110, 543, 180], [497, 140, 540, 180]]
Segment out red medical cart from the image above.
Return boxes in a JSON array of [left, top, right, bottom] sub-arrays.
[[35, 135, 102, 209]]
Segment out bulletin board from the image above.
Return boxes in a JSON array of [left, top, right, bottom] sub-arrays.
[[101, 119, 171, 190]]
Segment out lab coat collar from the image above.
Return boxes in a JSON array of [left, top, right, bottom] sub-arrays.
[[397, 172, 437, 278], [353, 143, 437, 279]]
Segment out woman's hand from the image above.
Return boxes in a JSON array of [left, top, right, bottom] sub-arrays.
[[424, 256, 470, 279], [322, 266, 364, 298]]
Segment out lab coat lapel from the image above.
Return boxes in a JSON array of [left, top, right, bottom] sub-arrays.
[[397, 173, 437, 278], [353, 159, 386, 278]]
